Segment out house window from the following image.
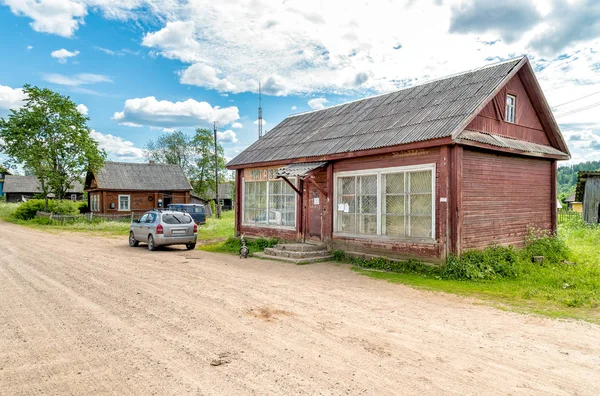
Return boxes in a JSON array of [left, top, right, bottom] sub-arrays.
[[334, 164, 435, 239], [243, 178, 296, 228], [337, 175, 377, 234], [91, 194, 100, 212], [71, 194, 77, 201], [118, 195, 130, 211], [505, 94, 516, 123]]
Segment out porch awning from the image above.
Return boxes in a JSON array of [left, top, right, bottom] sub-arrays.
[[275, 162, 327, 178]]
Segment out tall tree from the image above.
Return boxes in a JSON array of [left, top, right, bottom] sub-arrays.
[[0, 85, 105, 208], [145, 128, 227, 199], [145, 131, 194, 174], [191, 128, 227, 199]]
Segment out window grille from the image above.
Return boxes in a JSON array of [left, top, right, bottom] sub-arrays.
[[336, 166, 434, 239], [243, 178, 296, 228]]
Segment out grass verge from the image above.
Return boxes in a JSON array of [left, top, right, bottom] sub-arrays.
[[346, 220, 600, 324], [0, 202, 236, 241]]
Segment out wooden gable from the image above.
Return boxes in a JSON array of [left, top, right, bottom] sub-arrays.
[[466, 72, 549, 145]]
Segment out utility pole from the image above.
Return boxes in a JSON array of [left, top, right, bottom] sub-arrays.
[[258, 82, 263, 139], [213, 121, 221, 219]]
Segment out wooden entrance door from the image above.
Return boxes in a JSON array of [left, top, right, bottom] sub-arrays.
[[306, 182, 323, 240]]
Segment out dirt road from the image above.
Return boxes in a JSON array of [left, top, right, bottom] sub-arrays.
[[0, 221, 599, 395]]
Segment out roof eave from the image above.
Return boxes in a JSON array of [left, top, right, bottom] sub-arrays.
[[454, 139, 570, 160]]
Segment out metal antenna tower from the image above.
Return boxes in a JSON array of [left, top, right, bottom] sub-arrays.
[[258, 82, 263, 139]]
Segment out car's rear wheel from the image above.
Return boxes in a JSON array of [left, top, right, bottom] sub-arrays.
[[148, 235, 157, 251], [129, 232, 139, 247], [186, 242, 196, 250]]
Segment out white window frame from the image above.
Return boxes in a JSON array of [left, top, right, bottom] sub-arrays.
[[241, 177, 298, 230], [91, 194, 99, 212], [118, 194, 130, 211], [505, 94, 516, 123], [333, 163, 436, 242]]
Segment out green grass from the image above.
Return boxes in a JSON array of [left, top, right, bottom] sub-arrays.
[[0, 202, 131, 237], [350, 220, 600, 324], [0, 202, 237, 240], [196, 210, 235, 241]]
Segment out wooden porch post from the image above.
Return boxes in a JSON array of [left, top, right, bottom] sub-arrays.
[[450, 145, 463, 256]]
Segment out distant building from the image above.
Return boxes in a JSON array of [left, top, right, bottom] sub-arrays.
[[84, 161, 192, 214], [3, 175, 84, 203], [208, 182, 234, 211], [564, 192, 582, 213], [227, 56, 570, 261], [576, 172, 600, 223]]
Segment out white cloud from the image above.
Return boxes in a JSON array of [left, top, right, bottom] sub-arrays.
[[113, 96, 240, 129], [0, 85, 27, 111], [217, 129, 239, 143], [4, 0, 87, 37], [51, 48, 79, 63], [42, 73, 113, 86], [27, 45, 33, 50], [253, 119, 267, 126], [76, 103, 88, 115], [291, 106, 297, 110], [90, 130, 145, 162], [308, 97, 328, 110], [231, 122, 243, 129]]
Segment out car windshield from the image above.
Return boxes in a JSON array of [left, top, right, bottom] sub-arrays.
[[162, 213, 193, 224]]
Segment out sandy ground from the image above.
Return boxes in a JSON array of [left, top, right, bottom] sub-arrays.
[[0, 221, 599, 395]]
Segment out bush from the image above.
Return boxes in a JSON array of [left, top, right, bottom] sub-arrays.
[[442, 245, 519, 280], [522, 227, 569, 265], [77, 201, 89, 213], [354, 256, 440, 276], [13, 199, 80, 220]]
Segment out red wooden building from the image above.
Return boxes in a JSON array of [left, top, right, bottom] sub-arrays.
[[227, 57, 570, 261], [85, 161, 192, 214]]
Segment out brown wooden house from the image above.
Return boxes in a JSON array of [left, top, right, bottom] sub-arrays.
[[227, 56, 570, 262], [84, 161, 192, 214]]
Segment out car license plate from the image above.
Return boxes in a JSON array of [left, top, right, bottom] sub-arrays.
[[172, 229, 186, 235]]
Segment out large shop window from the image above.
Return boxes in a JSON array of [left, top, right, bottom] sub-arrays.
[[243, 178, 296, 228], [335, 165, 434, 239]]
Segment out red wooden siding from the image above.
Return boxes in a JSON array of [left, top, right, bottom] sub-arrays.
[[91, 190, 190, 214], [466, 73, 549, 145], [461, 148, 552, 250]]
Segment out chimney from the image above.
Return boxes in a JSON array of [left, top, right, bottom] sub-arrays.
[[149, 160, 155, 165]]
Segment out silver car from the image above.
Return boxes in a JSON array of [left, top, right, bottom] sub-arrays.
[[129, 210, 198, 251]]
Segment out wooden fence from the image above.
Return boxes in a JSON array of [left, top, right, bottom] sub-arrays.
[[558, 209, 582, 223], [36, 211, 137, 223]]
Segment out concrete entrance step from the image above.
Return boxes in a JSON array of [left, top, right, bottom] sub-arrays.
[[253, 251, 333, 265], [264, 247, 330, 259], [273, 243, 326, 252]]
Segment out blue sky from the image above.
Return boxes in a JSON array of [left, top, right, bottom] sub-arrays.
[[0, 0, 599, 166]]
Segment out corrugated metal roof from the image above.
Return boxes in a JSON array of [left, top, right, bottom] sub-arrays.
[[229, 58, 523, 166], [276, 162, 328, 178], [92, 162, 192, 191], [3, 175, 83, 194], [456, 130, 569, 157]]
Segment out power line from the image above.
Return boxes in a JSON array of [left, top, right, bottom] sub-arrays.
[[553, 89, 600, 108], [555, 101, 600, 118]]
